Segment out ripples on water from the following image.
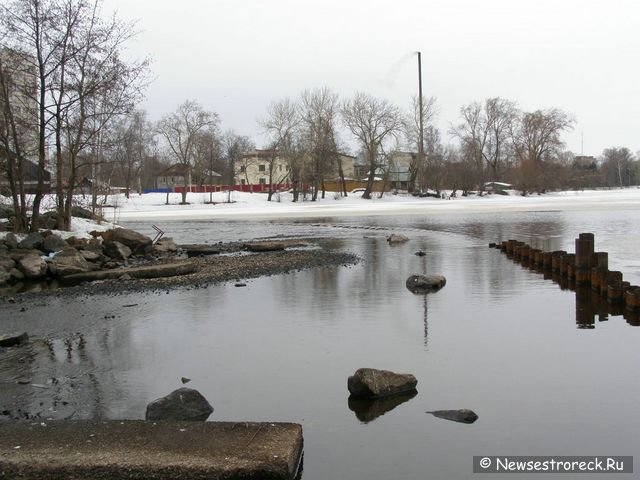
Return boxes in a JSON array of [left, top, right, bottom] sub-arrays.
[[1, 209, 639, 480]]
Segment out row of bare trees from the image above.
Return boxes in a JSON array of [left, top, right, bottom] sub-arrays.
[[259, 88, 439, 200]]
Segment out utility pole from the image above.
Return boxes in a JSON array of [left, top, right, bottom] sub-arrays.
[[415, 51, 425, 193]]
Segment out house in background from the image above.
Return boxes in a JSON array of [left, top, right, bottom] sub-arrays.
[[0, 159, 51, 195], [155, 164, 191, 192], [152, 164, 225, 193], [234, 150, 290, 189]]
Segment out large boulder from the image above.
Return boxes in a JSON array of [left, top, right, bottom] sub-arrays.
[[348, 368, 418, 399], [109, 228, 152, 255], [42, 234, 68, 254], [145, 387, 213, 421], [9, 268, 24, 281], [17, 251, 47, 279], [3, 232, 18, 250], [18, 232, 44, 251], [70, 206, 96, 219], [0, 254, 16, 271], [0, 267, 10, 285], [387, 234, 409, 244], [34, 211, 58, 230], [78, 249, 103, 262], [48, 248, 92, 277], [103, 240, 132, 261], [406, 274, 446, 294], [152, 237, 178, 254], [427, 409, 478, 424]]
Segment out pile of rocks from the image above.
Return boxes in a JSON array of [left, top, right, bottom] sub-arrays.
[[0, 228, 177, 286]]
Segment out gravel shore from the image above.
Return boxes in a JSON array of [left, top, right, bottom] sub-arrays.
[[0, 239, 360, 303]]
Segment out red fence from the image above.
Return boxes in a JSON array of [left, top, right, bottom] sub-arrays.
[[172, 184, 292, 194]]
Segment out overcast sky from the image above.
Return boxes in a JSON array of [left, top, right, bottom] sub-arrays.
[[102, 0, 640, 157]]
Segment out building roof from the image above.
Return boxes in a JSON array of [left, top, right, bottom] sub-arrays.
[[241, 149, 278, 159], [157, 164, 190, 177]]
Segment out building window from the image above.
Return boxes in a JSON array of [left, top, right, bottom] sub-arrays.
[[240, 165, 246, 173], [259, 178, 266, 185], [241, 179, 246, 185], [258, 164, 266, 172]]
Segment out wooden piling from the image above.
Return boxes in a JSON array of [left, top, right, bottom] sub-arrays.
[[625, 286, 640, 310], [551, 251, 566, 272], [575, 233, 595, 270], [607, 281, 624, 304]]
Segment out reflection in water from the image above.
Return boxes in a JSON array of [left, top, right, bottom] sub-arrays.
[[2, 210, 640, 480], [348, 391, 418, 423], [509, 251, 640, 329]]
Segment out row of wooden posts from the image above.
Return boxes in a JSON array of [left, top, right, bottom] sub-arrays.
[[489, 233, 640, 311]]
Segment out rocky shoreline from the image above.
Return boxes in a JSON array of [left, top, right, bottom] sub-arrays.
[[0, 228, 360, 303]]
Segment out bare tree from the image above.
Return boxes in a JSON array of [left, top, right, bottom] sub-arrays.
[[1, 0, 65, 230], [450, 97, 518, 185], [511, 107, 574, 193], [341, 92, 404, 199], [1, 0, 149, 230], [157, 100, 218, 204], [112, 109, 154, 198], [406, 95, 437, 192], [220, 130, 253, 202], [191, 126, 220, 196], [259, 97, 299, 201], [601, 147, 635, 187], [299, 87, 340, 200]]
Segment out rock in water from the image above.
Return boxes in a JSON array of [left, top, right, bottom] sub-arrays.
[[387, 234, 409, 244], [427, 409, 478, 424], [145, 387, 213, 421], [348, 368, 417, 399], [406, 274, 446, 293], [0, 332, 29, 348]]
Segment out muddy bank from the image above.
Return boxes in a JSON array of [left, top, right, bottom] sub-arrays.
[[0, 239, 359, 303]]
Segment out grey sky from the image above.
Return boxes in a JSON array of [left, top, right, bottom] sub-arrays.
[[103, 0, 640, 157]]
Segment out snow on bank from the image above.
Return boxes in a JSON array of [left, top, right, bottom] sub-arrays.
[[2, 188, 639, 238], [109, 188, 640, 221]]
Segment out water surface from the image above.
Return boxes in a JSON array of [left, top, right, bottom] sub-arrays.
[[1, 208, 639, 479]]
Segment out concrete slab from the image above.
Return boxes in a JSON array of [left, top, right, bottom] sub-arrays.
[[0, 420, 303, 480]]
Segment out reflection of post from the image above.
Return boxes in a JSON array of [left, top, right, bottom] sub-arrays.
[[422, 252, 428, 346], [423, 295, 428, 346], [575, 285, 597, 329]]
